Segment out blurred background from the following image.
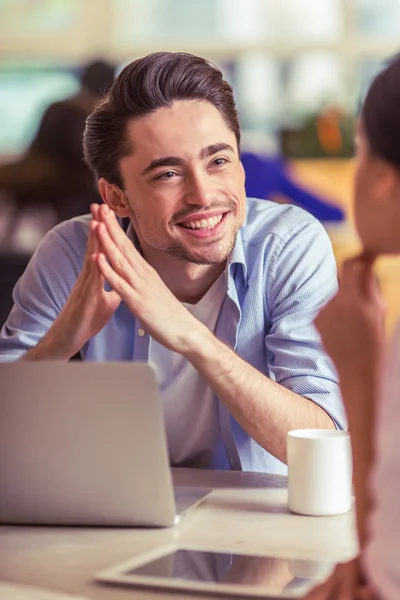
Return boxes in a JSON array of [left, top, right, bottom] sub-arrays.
[[1, 0, 400, 331]]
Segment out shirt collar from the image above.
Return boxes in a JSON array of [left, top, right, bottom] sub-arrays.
[[227, 227, 248, 283]]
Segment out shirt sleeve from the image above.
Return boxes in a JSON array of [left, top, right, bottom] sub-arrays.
[[265, 217, 346, 429], [0, 227, 85, 361]]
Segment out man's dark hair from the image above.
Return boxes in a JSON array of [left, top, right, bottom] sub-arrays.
[[362, 53, 400, 169], [83, 52, 240, 188]]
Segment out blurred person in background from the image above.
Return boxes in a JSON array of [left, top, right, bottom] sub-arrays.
[[0, 59, 115, 246], [305, 54, 400, 600]]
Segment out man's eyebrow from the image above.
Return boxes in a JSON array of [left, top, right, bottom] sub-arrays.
[[141, 156, 184, 177], [199, 143, 235, 159], [140, 143, 235, 177]]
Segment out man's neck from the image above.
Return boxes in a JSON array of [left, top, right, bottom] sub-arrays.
[[142, 246, 226, 304]]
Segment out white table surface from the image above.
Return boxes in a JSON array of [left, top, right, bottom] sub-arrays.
[[0, 468, 358, 599]]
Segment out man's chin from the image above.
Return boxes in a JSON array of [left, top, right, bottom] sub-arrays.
[[166, 243, 233, 266], [169, 250, 229, 266]]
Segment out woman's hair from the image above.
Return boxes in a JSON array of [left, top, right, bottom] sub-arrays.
[[83, 52, 240, 188], [362, 54, 400, 168]]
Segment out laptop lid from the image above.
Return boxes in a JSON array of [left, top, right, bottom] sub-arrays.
[[0, 362, 176, 527]]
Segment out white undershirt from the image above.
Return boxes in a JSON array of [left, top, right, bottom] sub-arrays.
[[149, 274, 227, 468]]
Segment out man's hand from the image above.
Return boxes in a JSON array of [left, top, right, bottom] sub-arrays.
[[304, 559, 374, 600], [93, 204, 205, 354], [315, 254, 386, 380], [38, 204, 122, 359]]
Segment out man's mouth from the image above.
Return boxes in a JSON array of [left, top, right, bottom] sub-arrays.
[[178, 213, 224, 231]]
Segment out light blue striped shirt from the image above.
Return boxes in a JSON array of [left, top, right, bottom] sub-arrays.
[[0, 198, 345, 474]]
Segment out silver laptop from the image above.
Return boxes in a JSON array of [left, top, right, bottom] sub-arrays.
[[0, 362, 210, 527]]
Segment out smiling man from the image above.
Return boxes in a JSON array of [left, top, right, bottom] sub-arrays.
[[0, 52, 345, 473]]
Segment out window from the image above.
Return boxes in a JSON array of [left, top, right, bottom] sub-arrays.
[[354, 0, 400, 37], [0, 67, 79, 155]]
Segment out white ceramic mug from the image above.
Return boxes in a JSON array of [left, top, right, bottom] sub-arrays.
[[287, 429, 352, 516]]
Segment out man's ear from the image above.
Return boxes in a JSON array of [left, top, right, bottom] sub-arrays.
[[98, 178, 131, 217]]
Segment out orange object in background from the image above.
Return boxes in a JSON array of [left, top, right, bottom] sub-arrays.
[[316, 108, 344, 155]]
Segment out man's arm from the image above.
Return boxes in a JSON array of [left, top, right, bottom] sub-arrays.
[[20, 337, 74, 361], [183, 217, 340, 463], [0, 229, 79, 362], [94, 205, 340, 464], [0, 206, 120, 362], [182, 326, 334, 463], [19, 217, 121, 362]]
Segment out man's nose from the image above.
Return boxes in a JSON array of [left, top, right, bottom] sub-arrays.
[[185, 172, 216, 206]]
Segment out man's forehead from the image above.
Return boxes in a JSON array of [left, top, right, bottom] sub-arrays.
[[125, 100, 236, 153]]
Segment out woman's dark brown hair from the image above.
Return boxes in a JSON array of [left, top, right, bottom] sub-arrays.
[[362, 54, 400, 169], [83, 52, 240, 188]]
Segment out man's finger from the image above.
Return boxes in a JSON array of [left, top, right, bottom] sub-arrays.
[[85, 206, 101, 260], [81, 220, 96, 272], [96, 222, 135, 287], [84, 221, 101, 269], [90, 203, 101, 221], [82, 222, 107, 293], [99, 204, 143, 268], [91, 253, 122, 305], [96, 253, 136, 311], [90, 220, 101, 255]]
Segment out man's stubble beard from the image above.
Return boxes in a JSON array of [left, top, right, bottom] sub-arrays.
[[125, 194, 242, 266], [163, 233, 237, 265]]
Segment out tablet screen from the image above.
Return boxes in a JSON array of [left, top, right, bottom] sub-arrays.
[[119, 548, 335, 597]]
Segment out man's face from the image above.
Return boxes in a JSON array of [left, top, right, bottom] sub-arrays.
[[118, 100, 246, 265]]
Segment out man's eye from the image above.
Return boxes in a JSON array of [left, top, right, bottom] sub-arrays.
[[212, 157, 228, 167], [156, 171, 177, 180]]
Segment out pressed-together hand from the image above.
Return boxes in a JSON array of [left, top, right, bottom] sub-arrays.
[[44, 204, 121, 358], [315, 254, 386, 378], [93, 203, 206, 354], [304, 559, 374, 600]]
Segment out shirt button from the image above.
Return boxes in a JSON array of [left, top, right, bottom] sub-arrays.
[[138, 328, 146, 337]]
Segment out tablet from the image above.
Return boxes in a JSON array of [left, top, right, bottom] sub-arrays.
[[96, 545, 336, 598]]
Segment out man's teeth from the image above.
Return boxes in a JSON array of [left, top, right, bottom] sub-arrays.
[[181, 214, 223, 230]]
